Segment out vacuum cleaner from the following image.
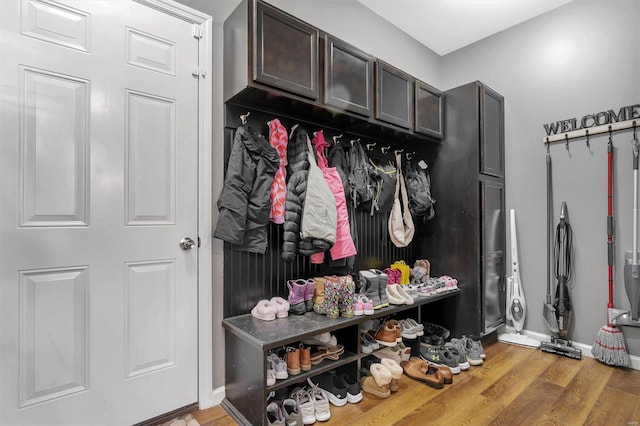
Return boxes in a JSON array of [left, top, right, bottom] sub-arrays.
[[610, 127, 640, 327], [498, 209, 540, 348], [540, 202, 582, 359]]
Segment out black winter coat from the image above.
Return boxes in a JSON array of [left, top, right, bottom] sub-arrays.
[[281, 126, 332, 262], [214, 126, 279, 253]]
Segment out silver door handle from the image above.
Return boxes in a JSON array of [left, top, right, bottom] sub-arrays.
[[180, 237, 195, 250]]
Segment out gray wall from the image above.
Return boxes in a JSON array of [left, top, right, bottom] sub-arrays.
[[441, 0, 640, 354]]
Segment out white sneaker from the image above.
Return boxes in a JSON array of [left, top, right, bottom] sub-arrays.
[[309, 385, 331, 422], [405, 318, 424, 336], [399, 319, 417, 339], [267, 353, 288, 380], [290, 388, 315, 425], [266, 359, 276, 386]]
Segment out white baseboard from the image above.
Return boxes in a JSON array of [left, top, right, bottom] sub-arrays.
[[515, 329, 640, 371], [210, 386, 225, 406]]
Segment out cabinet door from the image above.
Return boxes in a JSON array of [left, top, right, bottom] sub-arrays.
[[481, 177, 505, 333], [324, 35, 373, 117], [253, 0, 319, 100], [414, 80, 444, 140], [479, 84, 504, 177], [375, 60, 413, 129]]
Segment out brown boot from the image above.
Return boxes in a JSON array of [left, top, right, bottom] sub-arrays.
[[384, 319, 402, 342], [298, 343, 311, 372], [360, 363, 392, 398], [381, 358, 403, 392], [284, 346, 301, 375], [311, 277, 326, 314]]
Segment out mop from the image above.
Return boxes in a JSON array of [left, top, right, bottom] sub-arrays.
[[498, 209, 540, 347], [540, 202, 582, 359], [592, 134, 630, 367]]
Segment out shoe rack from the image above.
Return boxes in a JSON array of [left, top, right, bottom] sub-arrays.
[[221, 290, 459, 425]]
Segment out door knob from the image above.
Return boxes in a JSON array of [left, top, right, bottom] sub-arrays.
[[180, 237, 195, 250]]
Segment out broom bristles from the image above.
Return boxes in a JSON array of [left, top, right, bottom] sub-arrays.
[[592, 325, 630, 367]]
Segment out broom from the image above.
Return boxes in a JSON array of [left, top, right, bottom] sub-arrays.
[[592, 135, 630, 367]]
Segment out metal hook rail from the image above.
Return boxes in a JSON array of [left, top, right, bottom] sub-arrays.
[[542, 118, 638, 145]]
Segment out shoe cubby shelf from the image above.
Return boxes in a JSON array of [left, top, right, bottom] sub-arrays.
[[267, 352, 359, 392], [221, 289, 459, 425], [221, 289, 459, 351]]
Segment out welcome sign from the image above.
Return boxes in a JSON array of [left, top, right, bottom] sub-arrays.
[[544, 104, 640, 136]]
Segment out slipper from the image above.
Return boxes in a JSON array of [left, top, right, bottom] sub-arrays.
[[310, 347, 329, 365], [270, 296, 290, 318], [251, 299, 277, 321], [323, 345, 344, 360]]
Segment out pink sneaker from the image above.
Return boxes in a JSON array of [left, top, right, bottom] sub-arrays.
[[360, 295, 374, 315]]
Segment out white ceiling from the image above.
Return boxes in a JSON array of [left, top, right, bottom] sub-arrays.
[[357, 0, 576, 55], [184, 0, 576, 56]]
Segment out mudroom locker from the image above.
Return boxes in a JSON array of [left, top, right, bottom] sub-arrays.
[[217, 1, 505, 424]]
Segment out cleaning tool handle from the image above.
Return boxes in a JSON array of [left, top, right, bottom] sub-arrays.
[[634, 168, 638, 264], [546, 150, 552, 303], [633, 139, 639, 264], [607, 140, 614, 310]]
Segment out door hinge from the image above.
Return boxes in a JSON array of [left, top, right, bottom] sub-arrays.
[[193, 24, 203, 39], [197, 236, 201, 248]]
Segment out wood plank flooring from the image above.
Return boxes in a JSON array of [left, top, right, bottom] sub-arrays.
[[192, 341, 640, 425]]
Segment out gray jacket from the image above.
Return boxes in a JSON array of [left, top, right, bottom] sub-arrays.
[[214, 126, 279, 253]]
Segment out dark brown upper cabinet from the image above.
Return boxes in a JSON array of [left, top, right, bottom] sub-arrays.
[[414, 80, 444, 140], [252, 0, 319, 100], [375, 60, 413, 129], [324, 35, 373, 118], [479, 84, 505, 177]]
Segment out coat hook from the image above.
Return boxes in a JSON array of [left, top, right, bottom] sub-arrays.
[[350, 138, 360, 147], [381, 146, 391, 154], [633, 121, 637, 141], [240, 112, 250, 125], [585, 130, 590, 149], [565, 134, 569, 152], [608, 125, 613, 144], [366, 142, 377, 151], [546, 138, 550, 154], [406, 151, 415, 160], [394, 149, 404, 156], [332, 134, 343, 145]]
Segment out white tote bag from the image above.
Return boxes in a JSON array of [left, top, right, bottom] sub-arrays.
[[388, 154, 415, 247]]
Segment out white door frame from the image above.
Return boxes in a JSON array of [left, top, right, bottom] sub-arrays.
[[133, 0, 214, 410]]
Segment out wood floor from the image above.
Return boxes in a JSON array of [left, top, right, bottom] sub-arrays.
[[192, 341, 640, 425]]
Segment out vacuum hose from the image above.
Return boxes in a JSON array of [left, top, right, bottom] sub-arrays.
[[554, 201, 573, 337]]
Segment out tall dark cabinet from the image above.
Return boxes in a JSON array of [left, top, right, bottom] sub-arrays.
[[423, 81, 505, 337]]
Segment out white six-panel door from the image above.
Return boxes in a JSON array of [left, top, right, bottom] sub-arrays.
[[0, 1, 200, 424]]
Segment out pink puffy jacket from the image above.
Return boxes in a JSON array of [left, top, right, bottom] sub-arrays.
[[310, 131, 357, 263]]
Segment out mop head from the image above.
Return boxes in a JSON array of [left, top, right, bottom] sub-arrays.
[[592, 325, 630, 367]]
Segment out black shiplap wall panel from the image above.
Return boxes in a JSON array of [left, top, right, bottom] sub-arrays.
[[223, 211, 413, 318]]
